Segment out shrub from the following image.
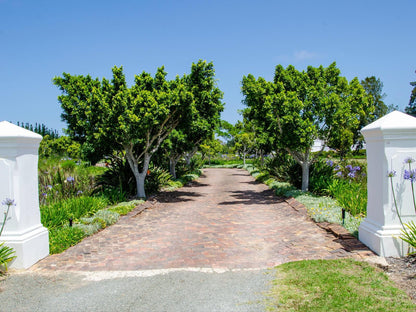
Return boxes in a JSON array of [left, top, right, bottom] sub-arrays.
[[40, 196, 109, 229], [308, 159, 336, 195], [96, 154, 172, 197], [49, 226, 86, 254], [327, 179, 367, 216]]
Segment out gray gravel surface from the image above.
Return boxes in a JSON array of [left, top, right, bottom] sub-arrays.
[[0, 268, 272, 312]]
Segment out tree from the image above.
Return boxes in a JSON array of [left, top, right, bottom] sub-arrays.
[[54, 65, 193, 198], [242, 62, 373, 191], [405, 70, 416, 117], [199, 137, 223, 165], [162, 60, 224, 178], [360, 76, 388, 120]]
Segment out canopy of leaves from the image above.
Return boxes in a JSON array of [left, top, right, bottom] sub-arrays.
[[54, 66, 193, 164], [405, 71, 416, 117]]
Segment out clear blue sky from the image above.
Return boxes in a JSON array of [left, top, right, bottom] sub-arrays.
[[1, 0, 415, 133]]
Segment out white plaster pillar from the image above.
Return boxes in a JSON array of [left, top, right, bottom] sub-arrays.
[[0, 121, 49, 269], [359, 111, 416, 257]]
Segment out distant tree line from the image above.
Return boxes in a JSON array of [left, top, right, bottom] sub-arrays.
[[16, 121, 59, 139]]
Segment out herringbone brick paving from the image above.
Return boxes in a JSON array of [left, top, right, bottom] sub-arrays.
[[31, 168, 374, 271]]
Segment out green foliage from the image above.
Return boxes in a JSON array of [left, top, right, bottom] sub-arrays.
[[0, 242, 16, 272], [327, 179, 367, 216], [96, 154, 172, 197], [95, 154, 136, 197], [405, 71, 416, 117], [40, 196, 109, 229], [108, 200, 144, 215], [308, 159, 336, 195], [401, 221, 416, 254], [242, 62, 373, 190], [38, 158, 104, 205], [48, 227, 86, 254], [265, 259, 416, 312], [360, 76, 389, 120], [54, 60, 220, 198], [145, 165, 172, 194], [39, 136, 81, 159]]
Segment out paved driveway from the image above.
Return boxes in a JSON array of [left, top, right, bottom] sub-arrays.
[[32, 168, 371, 271], [1, 168, 374, 311]]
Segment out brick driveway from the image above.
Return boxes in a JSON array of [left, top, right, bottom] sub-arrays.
[[31, 168, 373, 271]]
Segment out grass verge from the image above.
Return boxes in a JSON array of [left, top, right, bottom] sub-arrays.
[[265, 259, 415, 311]]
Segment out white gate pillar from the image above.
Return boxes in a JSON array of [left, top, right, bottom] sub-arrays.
[[359, 111, 416, 257], [0, 121, 49, 269]]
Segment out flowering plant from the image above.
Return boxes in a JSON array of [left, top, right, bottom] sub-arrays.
[[388, 157, 416, 255], [0, 198, 17, 272]]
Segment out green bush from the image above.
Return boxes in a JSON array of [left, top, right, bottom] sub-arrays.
[[40, 196, 109, 229], [308, 159, 335, 195], [49, 226, 86, 254], [96, 154, 172, 197], [327, 179, 367, 216]]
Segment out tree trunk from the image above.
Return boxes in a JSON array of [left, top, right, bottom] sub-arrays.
[[301, 161, 310, 192], [169, 157, 177, 179], [184, 154, 191, 167], [125, 147, 150, 199]]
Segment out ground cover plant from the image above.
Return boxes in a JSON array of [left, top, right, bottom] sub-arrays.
[[265, 259, 415, 311]]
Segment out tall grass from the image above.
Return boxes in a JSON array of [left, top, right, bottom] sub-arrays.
[[40, 196, 109, 229]]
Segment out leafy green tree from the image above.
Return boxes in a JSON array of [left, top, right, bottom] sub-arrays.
[[200, 137, 223, 165], [360, 76, 388, 120], [234, 130, 255, 166], [163, 61, 224, 178], [242, 62, 373, 191], [405, 71, 416, 117], [54, 65, 193, 198]]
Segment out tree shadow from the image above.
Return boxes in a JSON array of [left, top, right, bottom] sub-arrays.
[[185, 180, 210, 188], [156, 190, 202, 203], [219, 189, 285, 206]]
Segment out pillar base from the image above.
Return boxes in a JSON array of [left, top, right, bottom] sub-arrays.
[[1, 225, 49, 269], [359, 218, 409, 257]]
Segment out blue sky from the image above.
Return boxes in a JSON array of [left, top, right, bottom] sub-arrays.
[[1, 0, 415, 133]]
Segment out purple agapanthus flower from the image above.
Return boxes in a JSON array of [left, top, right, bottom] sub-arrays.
[[336, 171, 343, 177], [1, 198, 15, 206], [404, 157, 415, 164], [404, 169, 416, 182], [334, 165, 340, 171], [348, 172, 356, 178], [77, 190, 83, 195], [47, 185, 53, 189], [326, 160, 334, 167], [353, 166, 361, 172], [66, 176, 75, 183], [346, 165, 353, 171]]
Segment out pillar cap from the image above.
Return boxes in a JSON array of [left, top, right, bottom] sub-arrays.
[[0, 121, 42, 142], [361, 111, 416, 139]]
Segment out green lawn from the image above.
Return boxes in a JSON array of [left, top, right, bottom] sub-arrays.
[[265, 259, 415, 312]]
